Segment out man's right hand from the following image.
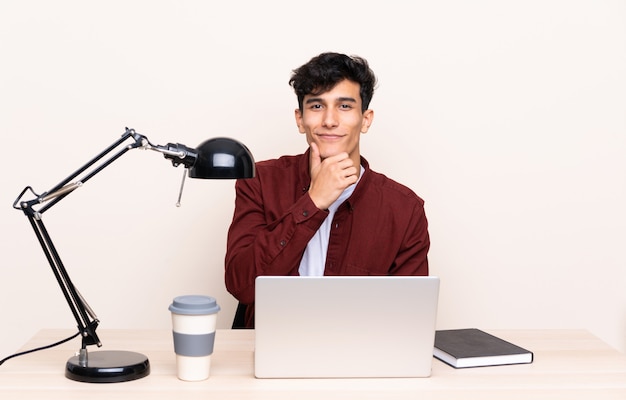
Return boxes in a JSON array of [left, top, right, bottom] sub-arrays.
[[308, 142, 358, 210]]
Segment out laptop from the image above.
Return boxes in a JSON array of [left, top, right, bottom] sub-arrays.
[[254, 275, 440, 378]]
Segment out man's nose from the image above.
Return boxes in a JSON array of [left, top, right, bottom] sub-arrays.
[[322, 109, 339, 127]]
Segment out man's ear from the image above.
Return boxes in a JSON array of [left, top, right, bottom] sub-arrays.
[[294, 108, 306, 133], [361, 109, 374, 133]]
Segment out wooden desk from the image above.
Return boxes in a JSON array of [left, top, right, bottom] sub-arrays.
[[1, 329, 625, 399]]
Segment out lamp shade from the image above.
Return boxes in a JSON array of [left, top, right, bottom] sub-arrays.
[[189, 137, 255, 179]]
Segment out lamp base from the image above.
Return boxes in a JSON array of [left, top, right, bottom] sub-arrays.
[[65, 350, 150, 383]]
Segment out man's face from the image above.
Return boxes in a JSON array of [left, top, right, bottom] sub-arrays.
[[295, 79, 373, 164]]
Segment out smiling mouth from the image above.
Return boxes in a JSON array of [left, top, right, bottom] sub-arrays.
[[317, 133, 343, 140]]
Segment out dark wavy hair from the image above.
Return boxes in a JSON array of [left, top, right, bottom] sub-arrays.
[[289, 52, 377, 113]]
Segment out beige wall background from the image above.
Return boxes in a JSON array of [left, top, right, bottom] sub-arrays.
[[1, 0, 624, 360]]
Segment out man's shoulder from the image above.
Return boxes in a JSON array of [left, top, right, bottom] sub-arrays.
[[365, 168, 425, 206], [249, 153, 307, 186], [256, 153, 304, 170]]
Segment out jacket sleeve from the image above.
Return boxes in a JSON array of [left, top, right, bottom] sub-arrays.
[[224, 176, 328, 304], [389, 200, 430, 276]]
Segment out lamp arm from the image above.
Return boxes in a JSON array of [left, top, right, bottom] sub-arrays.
[[23, 210, 102, 349], [29, 128, 145, 214], [12, 127, 191, 351]]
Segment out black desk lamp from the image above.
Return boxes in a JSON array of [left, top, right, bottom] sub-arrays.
[[12, 128, 255, 383]]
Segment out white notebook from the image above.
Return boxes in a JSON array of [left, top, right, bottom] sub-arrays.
[[254, 276, 440, 378]]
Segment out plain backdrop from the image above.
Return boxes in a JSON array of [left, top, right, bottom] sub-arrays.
[[1, 1, 624, 361]]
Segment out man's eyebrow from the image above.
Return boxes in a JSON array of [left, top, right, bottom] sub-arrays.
[[304, 96, 357, 104]]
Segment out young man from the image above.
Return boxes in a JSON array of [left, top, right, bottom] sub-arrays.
[[225, 52, 430, 328]]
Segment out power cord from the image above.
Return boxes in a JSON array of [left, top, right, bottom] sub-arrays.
[[0, 331, 81, 366]]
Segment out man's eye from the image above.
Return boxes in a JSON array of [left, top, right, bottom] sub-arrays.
[[309, 104, 322, 110], [339, 104, 353, 109]]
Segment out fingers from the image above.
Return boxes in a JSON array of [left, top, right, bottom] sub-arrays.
[[309, 142, 322, 172], [308, 149, 357, 210], [325, 153, 357, 182], [310, 147, 354, 180]]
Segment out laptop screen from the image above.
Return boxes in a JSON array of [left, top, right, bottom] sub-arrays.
[[254, 276, 440, 378]]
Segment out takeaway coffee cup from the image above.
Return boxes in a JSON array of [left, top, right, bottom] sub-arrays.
[[168, 295, 221, 381]]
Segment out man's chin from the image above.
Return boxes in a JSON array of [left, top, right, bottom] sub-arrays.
[[317, 146, 342, 160]]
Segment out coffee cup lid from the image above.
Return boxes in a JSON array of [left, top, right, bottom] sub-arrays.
[[168, 295, 221, 315]]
